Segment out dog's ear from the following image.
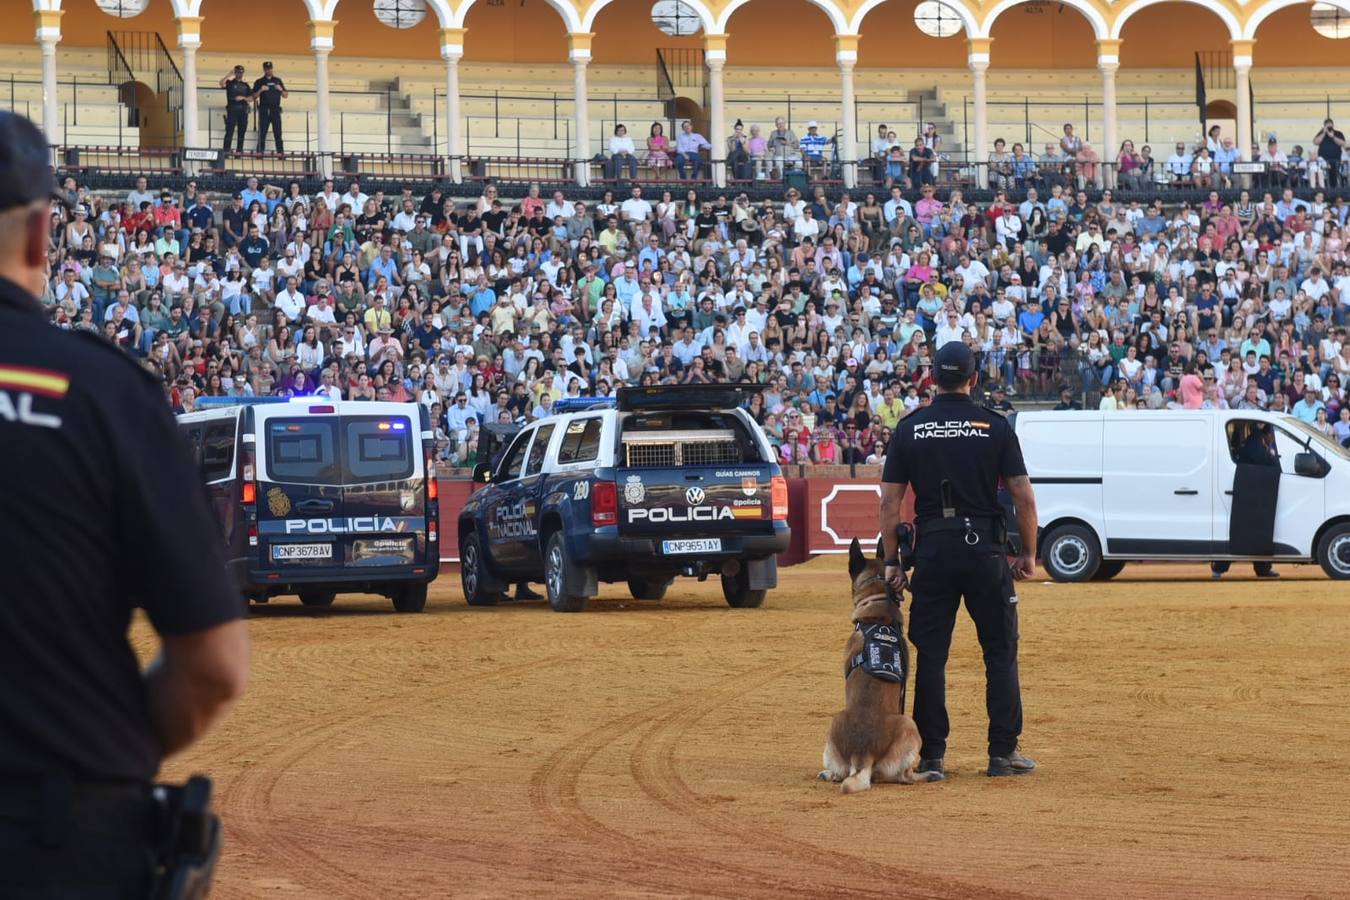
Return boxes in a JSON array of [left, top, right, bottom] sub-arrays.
[[875, 538, 885, 560], [848, 538, 865, 580]]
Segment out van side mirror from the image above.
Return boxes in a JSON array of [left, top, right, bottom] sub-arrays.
[[472, 462, 493, 484], [1294, 452, 1328, 478]]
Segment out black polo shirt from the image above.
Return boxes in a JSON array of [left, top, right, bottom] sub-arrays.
[[252, 74, 286, 109], [223, 76, 251, 108], [0, 277, 242, 782], [882, 392, 1026, 524]]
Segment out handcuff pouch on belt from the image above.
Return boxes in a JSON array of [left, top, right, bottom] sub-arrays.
[[150, 775, 221, 900], [937, 479, 1010, 549], [846, 621, 906, 684]]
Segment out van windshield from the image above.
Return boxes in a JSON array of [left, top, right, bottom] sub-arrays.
[[266, 416, 415, 484], [1281, 416, 1350, 461]]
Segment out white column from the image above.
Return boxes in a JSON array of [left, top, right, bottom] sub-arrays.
[[1235, 59, 1253, 162], [970, 56, 989, 189], [707, 55, 726, 187], [443, 48, 462, 183], [39, 37, 59, 150], [571, 50, 590, 187], [180, 42, 199, 147], [313, 46, 332, 176], [1100, 58, 1118, 188], [839, 55, 857, 189]]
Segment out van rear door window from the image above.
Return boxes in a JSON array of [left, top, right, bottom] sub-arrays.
[[345, 418, 414, 480], [267, 419, 339, 484]]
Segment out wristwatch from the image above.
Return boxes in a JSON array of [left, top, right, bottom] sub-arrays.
[[884, 558, 900, 567]]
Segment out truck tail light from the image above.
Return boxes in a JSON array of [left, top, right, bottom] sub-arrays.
[[591, 480, 617, 526], [771, 476, 789, 521], [426, 449, 438, 500], [240, 447, 257, 505]]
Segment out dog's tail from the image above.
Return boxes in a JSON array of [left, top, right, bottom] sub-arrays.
[[839, 756, 874, 795]]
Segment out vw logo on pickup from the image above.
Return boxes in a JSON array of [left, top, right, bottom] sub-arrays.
[[685, 486, 706, 506]]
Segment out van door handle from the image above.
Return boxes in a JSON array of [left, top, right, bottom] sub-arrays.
[[1174, 489, 1199, 496]]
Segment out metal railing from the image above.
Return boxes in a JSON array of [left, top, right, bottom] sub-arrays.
[[106, 31, 186, 140], [105, 32, 139, 131]]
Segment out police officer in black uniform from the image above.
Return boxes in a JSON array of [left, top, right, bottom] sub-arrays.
[[252, 61, 288, 153], [219, 64, 252, 154], [879, 342, 1040, 779], [0, 112, 249, 896]]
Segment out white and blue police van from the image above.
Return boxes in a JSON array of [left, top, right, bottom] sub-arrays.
[[178, 397, 440, 611]]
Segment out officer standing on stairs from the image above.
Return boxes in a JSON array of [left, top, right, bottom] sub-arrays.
[[219, 64, 252, 154], [252, 61, 288, 153], [878, 342, 1040, 779]]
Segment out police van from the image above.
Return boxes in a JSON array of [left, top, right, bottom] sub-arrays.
[[459, 384, 791, 612], [178, 397, 440, 611]]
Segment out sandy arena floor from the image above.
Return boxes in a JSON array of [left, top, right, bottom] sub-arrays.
[[140, 560, 1350, 899]]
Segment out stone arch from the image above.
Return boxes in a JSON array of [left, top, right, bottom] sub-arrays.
[[848, 0, 977, 38], [1109, 0, 1241, 41], [581, 0, 715, 32], [714, 0, 847, 35], [977, 0, 1109, 40], [450, 0, 582, 32]]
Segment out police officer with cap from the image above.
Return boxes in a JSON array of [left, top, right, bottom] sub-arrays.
[[879, 340, 1039, 779], [0, 112, 249, 895], [219, 64, 252, 154], [252, 61, 288, 153]]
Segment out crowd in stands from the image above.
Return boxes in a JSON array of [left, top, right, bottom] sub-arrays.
[[38, 158, 1350, 468], [606, 117, 1349, 194]]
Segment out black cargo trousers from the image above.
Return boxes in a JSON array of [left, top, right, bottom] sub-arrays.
[[907, 526, 1022, 760]]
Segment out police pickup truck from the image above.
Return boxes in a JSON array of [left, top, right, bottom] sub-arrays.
[[458, 385, 791, 612]]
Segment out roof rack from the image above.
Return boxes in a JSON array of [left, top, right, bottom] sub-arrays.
[[553, 397, 617, 413]]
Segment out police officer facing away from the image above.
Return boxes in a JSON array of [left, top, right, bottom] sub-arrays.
[[219, 64, 252, 154], [252, 61, 288, 153], [0, 113, 249, 895], [879, 342, 1040, 779]]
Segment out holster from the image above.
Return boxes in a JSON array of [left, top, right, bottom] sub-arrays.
[[150, 775, 221, 900], [896, 523, 916, 572]]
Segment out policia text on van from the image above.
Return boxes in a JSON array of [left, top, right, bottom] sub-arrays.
[[178, 396, 441, 611]]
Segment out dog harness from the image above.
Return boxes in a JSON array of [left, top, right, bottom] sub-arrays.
[[847, 622, 905, 683]]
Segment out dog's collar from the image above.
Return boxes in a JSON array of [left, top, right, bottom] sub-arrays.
[[852, 573, 897, 608]]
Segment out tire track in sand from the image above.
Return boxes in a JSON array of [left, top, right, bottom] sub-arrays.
[[626, 666, 1033, 900], [526, 667, 823, 896]]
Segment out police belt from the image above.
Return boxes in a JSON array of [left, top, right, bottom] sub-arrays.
[[919, 515, 1004, 546]]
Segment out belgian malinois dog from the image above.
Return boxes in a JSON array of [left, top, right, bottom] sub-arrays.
[[819, 538, 937, 793]]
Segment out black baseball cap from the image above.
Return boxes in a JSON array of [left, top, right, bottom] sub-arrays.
[[933, 342, 976, 388], [0, 113, 64, 213]]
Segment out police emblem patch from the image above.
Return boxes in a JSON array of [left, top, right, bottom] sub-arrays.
[[741, 477, 757, 496], [624, 475, 645, 504], [267, 487, 292, 517]]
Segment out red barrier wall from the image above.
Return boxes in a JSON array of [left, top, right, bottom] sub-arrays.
[[437, 476, 911, 569]]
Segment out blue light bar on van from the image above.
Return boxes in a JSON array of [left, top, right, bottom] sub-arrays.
[[553, 397, 616, 413], [196, 397, 293, 407]]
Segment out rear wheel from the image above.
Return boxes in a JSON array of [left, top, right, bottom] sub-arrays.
[[721, 567, 767, 608], [299, 590, 336, 607], [392, 583, 428, 613], [627, 578, 670, 601], [545, 532, 587, 612], [1092, 560, 1127, 581], [460, 533, 505, 606], [1041, 524, 1101, 582], [1317, 522, 1350, 580]]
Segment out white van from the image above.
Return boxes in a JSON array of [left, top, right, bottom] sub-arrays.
[[1012, 410, 1350, 581]]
